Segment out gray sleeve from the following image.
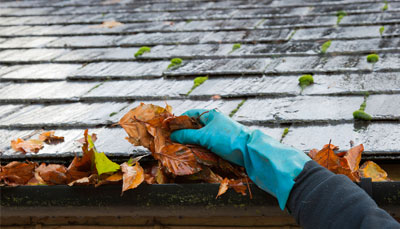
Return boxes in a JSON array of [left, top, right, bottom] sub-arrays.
[[287, 160, 400, 229]]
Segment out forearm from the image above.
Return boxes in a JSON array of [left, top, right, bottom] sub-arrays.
[[287, 160, 399, 229]]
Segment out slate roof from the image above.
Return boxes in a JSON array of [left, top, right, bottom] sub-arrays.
[[0, 0, 400, 163]]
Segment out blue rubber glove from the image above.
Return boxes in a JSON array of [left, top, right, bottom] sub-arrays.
[[170, 109, 311, 210]]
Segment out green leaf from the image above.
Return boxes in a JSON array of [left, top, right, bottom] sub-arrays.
[[87, 134, 120, 175], [94, 151, 121, 175]]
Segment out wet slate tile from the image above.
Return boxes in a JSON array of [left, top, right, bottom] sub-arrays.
[[0, 49, 67, 62], [373, 54, 400, 71], [365, 94, 400, 120], [165, 58, 272, 76], [0, 65, 20, 77], [0, 104, 23, 119], [189, 76, 299, 98], [0, 81, 96, 102], [283, 123, 400, 154], [293, 26, 382, 40], [55, 48, 139, 62], [233, 96, 364, 124], [70, 61, 169, 79], [303, 72, 400, 95], [0, 102, 129, 128], [0, 37, 58, 48], [142, 44, 229, 59], [327, 38, 400, 53], [266, 56, 320, 74], [0, 64, 81, 80], [47, 35, 124, 48], [245, 29, 292, 41], [82, 79, 193, 99]]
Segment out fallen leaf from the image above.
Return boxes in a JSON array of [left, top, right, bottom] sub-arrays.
[[121, 162, 144, 194], [216, 177, 229, 198], [153, 144, 202, 176], [36, 163, 68, 185], [211, 95, 221, 100], [68, 174, 98, 186], [92, 20, 124, 28], [229, 179, 247, 196], [359, 161, 389, 182], [67, 130, 95, 181], [0, 161, 36, 186], [94, 151, 121, 175], [39, 131, 64, 145], [344, 144, 363, 172], [310, 143, 359, 181], [166, 115, 202, 131], [11, 138, 44, 154]]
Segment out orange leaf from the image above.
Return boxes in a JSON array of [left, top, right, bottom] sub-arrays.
[[216, 177, 229, 198], [0, 161, 36, 186], [359, 161, 389, 182], [229, 179, 247, 196], [311, 143, 360, 181], [39, 131, 64, 145], [121, 162, 144, 194], [11, 138, 44, 154], [344, 144, 363, 172]]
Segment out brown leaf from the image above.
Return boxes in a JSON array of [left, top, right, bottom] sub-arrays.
[[359, 161, 389, 182], [153, 144, 202, 176], [68, 174, 98, 186], [92, 20, 123, 28], [11, 138, 44, 154], [67, 130, 95, 182], [166, 115, 202, 131], [188, 145, 219, 167], [0, 161, 36, 186], [121, 162, 144, 194], [39, 131, 64, 145], [95, 171, 123, 187], [216, 177, 229, 198], [36, 163, 68, 185]]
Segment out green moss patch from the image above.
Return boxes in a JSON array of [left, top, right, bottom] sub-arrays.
[[167, 58, 183, 69], [229, 100, 246, 117], [336, 10, 347, 24], [379, 26, 385, 36], [353, 110, 372, 121], [134, 46, 151, 58], [367, 54, 379, 63], [109, 112, 118, 117], [232, 43, 241, 51], [320, 40, 331, 54], [186, 76, 208, 95], [353, 93, 372, 121], [382, 1, 388, 11], [298, 74, 314, 91], [280, 128, 289, 142]]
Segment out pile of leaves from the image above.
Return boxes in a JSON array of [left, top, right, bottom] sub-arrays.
[[1, 130, 144, 194], [309, 142, 390, 182], [0, 103, 391, 197]]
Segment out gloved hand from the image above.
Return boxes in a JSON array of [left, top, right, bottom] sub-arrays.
[[170, 109, 311, 210]]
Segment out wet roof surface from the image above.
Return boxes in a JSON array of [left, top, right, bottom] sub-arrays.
[[0, 0, 400, 161]]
